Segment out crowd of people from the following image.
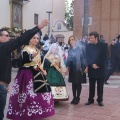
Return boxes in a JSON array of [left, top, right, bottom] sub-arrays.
[[1, 19, 120, 120]]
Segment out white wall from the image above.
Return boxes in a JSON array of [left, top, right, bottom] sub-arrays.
[[22, 0, 65, 36], [0, 0, 66, 38], [22, 0, 52, 28], [52, 0, 65, 27], [0, 0, 10, 28]]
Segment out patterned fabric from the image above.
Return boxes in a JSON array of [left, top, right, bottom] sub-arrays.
[[51, 86, 69, 101], [7, 69, 55, 120], [43, 58, 69, 101]]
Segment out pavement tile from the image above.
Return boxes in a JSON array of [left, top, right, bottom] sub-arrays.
[[86, 113, 111, 120], [3, 68, 120, 120], [112, 108, 120, 118], [44, 114, 91, 120]]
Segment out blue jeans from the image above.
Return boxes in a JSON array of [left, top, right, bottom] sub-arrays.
[[0, 84, 7, 120]]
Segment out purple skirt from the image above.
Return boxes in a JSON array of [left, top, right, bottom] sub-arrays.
[[7, 69, 55, 120]]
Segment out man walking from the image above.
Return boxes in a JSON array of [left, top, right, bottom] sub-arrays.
[[85, 32, 107, 107], [0, 19, 48, 120]]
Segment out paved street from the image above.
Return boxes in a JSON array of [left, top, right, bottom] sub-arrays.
[[4, 68, 120, 120]]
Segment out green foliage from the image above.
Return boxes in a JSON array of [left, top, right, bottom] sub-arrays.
[[65, 0, 73, 30]]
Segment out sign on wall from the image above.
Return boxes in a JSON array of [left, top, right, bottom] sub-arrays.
[[12, 2, 22, 28], [82, 17, 92, 26]]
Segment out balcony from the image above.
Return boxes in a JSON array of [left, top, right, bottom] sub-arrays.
[[12, 0, 30, 3], [12, 0, 30, 5], [13, 0, 30, 1]]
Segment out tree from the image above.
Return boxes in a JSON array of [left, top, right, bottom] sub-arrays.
[[65, 0, 73, 30], [82, 0, 89, 37]]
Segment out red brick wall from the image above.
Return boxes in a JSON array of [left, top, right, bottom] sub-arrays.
[[73, 0, 84, 39], [74, 0, 120, 43]]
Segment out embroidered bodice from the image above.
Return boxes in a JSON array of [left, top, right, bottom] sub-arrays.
[[22, 45, 41, 67]]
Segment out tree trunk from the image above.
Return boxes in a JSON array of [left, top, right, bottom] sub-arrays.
[[82, 0, 89, 37]]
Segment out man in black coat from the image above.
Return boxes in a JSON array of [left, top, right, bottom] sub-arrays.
[[105, 35, 120, 84], [85, 31, 107, 107], [0, 20, 48, 120]]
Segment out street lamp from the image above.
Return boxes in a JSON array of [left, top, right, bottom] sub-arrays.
[[46, 11, 52, 37]]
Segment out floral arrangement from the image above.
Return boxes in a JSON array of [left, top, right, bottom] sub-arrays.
[[1, 27, 22, 33], [1, 27, 23, 37]]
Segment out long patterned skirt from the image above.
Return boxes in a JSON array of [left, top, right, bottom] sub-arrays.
[[7, 69, 55, 120], [47, 67, 69, 101]]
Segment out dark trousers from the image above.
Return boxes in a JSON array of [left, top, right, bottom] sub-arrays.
[[72, 83, 82, 99], [82, 73, 87, 83], [0, 84, 7, 120], [88, 78, 104, 103]]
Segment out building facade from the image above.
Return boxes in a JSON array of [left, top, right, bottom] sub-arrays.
[[74, 0, 120, 43], [0, 0, 65, 37], [0, 0, 72, 43]]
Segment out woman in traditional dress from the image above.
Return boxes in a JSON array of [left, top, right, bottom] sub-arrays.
[[66, 36, 87, 105], [7, 33, 55, 120], [42, 43, 69, 102]]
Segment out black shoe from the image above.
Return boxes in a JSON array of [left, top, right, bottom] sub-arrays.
[[104, 82, 109, 84], [98, 102, 104, 107], [54, 101, 59, 104], [74, 98, 80, 105], [85, 101, 94, 105], [71, 98, 76, 104]]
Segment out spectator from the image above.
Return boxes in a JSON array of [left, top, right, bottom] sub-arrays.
[[85, 31, 107, 107]]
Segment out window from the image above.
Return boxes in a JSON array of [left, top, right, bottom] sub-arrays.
[[57, 23, 61, 30], [34, 14, 38, 25]]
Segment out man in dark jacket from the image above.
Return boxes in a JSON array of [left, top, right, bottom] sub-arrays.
[[0, 19, 48, 120], [85, 31, 107, 107], [105, 35, 120, 83]]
